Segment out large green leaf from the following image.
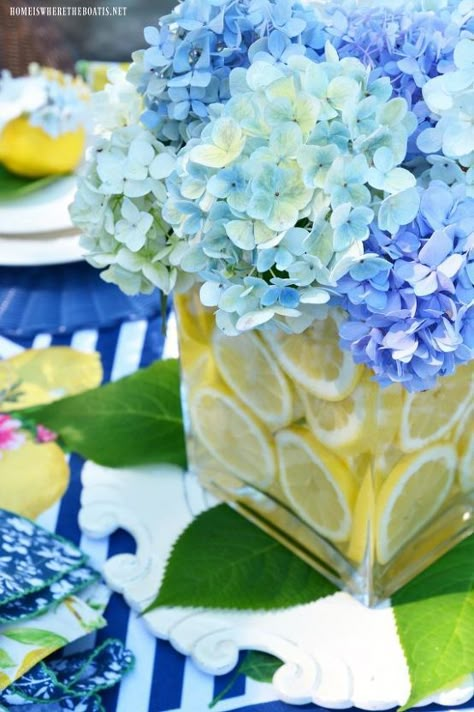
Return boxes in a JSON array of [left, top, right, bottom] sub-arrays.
[[0, 164, 59, 201], [149, 504, 337, 611], [393, 535, 474, 710], [20, 359, 186, 468]]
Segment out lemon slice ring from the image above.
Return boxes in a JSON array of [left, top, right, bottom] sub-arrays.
[[213, 330, 293, 431], [277, 427, 355, 542], [376, 443, 457, 565], [189, 386, 276, 489]]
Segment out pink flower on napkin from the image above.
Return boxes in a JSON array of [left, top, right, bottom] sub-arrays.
[[36, 424, 58, 443], [0, 414, 25, 455]]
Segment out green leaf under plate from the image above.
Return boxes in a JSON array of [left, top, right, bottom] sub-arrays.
[[19, 359, 186, 468], [393, 535, 474, 710], [148, 504, 337, 611], [0, 164, 59, 201], [209, 650, 282, 707]]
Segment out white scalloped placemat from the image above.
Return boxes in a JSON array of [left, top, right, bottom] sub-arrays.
[[79, 462, 474, 710]]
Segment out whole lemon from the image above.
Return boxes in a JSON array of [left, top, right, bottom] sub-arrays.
[[0, 116, 86, 178]]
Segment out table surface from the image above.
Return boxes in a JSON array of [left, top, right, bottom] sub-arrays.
[[0, 261, 472, 712]]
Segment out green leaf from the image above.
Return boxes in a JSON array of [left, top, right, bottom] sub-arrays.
[[0, 164, 59, 201], [148, 504, 337, 611], [0, 650, 15, 669], [209, 650, 282, 708], [3, 629, 68, 647], [393, 535, 474, 710], [240, 650, 283, 682], [18, 359, 186, 468]]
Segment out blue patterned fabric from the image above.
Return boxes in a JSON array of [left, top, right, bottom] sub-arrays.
[[0, 511, 85, 606], [0, 640, 133, 710], [0, 566, 99, 625]]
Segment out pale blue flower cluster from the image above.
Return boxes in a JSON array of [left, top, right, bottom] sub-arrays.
[[127, 0, 328, 143], [0, 65, 88, 138], [163, 49, 418, 333], [417, 36, 474, 195], [71, 70, 192, 296], [338, 182, 473, 390]]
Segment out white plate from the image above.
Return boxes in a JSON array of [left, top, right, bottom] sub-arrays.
[[79, 462, 474, 711], [0, 231, 84, 266], [0, 175, 77, 235]]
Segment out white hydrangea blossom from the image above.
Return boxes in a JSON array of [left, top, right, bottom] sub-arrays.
[[71, 69, 193, 296], [418, 36, 474, 195]]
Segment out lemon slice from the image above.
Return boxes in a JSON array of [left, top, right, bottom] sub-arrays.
[[174, 292, 215, 346], [346, 466, 375, 564], [376, 444, 457, 564], [189, 385, 276, 488], [213, 330, 293, 430], [302, 374, 375, 453], [458, 430, 474, 493], [272, 309, 362, 401], [276, 427, 356, 541], [374, 382, 404, 448], [400, 364, 473, 452]]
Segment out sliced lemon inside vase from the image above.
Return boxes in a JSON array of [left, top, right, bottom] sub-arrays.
[[376, 444, 457, 564], [400, 364, 473, 452], [272, 309, 362, 401], [213, 329, 293, 430], [302, 374, 375, 454], [189, 385, 276, 488], [458, 430, 474, 493], [276, 427, 356, 542]]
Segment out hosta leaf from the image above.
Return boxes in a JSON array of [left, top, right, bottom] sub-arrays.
[[394, 535, 474, 710], [19, 360, 186, 468], [148, 504, 337, 611]]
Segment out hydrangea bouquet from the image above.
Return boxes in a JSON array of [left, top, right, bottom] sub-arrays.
[[72, 0, 473, 604]]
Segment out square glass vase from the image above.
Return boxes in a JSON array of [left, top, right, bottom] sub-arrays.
[[175, 289, 474, 606]]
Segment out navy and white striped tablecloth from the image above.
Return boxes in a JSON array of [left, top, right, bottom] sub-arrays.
[[1, 311, 471, 712]]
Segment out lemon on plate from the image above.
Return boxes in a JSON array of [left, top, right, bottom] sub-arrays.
[[376, 443, 457, 564], [272, 309, 362, 401], [189, 385, 276, 488], [0, 116, 85, 178], [399, 364, 473, 452], [213, 329, 293, 431], [276, 426, 356, 542]]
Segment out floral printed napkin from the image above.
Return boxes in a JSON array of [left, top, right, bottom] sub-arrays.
[[0, 510, 85, 606], [1, 639, 134, 710], [0, 508, 134, 707]]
